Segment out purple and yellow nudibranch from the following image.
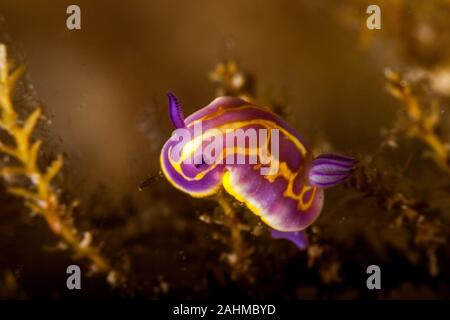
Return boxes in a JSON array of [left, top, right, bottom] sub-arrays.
[[160, 93, 355, 249]]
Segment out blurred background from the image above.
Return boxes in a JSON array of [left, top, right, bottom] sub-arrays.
[[0, 0, 450, 299]]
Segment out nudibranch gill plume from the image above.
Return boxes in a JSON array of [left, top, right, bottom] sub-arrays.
[[160, 93, 355, 249]]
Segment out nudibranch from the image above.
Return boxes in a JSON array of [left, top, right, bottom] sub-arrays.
[[160, 93, 355, 249]]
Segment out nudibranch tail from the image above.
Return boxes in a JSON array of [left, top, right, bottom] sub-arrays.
[[167, 92, 186, 128], [271, 230, 309, 250], [308, 153, 356, 188]]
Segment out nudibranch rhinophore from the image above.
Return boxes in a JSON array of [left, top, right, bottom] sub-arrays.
[[160, 93, 356, 249]]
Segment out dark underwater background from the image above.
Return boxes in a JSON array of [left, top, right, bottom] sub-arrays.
[[0, 0, 450, 299]]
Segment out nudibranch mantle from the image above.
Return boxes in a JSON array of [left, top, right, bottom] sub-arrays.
[[160, 94, 355, 246]]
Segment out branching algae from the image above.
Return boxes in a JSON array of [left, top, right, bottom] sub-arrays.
[[385, 69, 450, 174], [0, 44, 123, 286]]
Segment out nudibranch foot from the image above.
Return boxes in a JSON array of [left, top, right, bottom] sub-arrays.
[[308, 153, 356, 189], [271, 229, 308, 250]]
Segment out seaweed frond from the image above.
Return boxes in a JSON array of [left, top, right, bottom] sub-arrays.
[[0, 44, 123, 285], [0, 270, 26, 299], [348, 157, 447, 276], [209, 60, 255, 102], [205, 60, 258, 281], [215, 190, 253, 281], [385, 69, 450, 174]]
